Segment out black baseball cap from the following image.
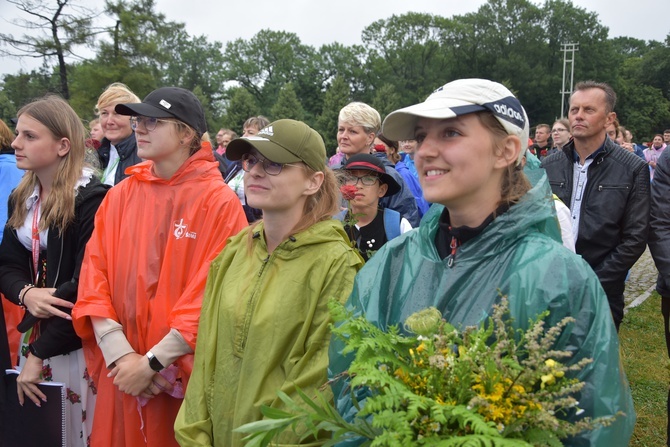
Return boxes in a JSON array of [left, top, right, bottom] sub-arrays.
[[115, 87, 207, 137]]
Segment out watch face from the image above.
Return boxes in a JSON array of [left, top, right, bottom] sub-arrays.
[[148, 353, 163, 372]]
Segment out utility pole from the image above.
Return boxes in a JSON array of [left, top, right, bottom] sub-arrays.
[[560, 43, 579, 118]]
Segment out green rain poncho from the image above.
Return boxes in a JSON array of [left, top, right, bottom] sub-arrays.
[[175, 219, 363, 447], [329, 168, 635, 447]]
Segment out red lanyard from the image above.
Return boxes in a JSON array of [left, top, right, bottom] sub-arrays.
[[31, 196, 41, 284]]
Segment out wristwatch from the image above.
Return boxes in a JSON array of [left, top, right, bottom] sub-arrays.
[[145, 351, 164, 372]]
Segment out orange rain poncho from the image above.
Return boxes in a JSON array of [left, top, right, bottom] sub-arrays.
[[72, 145, 247, 447]]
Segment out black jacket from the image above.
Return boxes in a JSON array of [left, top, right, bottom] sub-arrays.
[[97, 133, 141, 185], [541, 137, 650, 296], [649, 147, 670, 296], [0, 177, 109, 359]]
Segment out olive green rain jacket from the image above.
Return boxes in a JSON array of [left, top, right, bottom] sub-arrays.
[[329, 168, 635, 447], [175, 219, 363, 447]]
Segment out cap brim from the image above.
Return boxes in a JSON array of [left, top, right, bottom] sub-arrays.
[[115, 102, 175, 118], [226, 136, 302, 164], [382, 99, 486, 141], [380, 173, 401, 197]]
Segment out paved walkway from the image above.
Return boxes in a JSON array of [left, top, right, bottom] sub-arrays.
[[624, 248, 657, 310]]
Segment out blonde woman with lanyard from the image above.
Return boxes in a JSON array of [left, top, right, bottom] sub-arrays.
[[0, 95, 109, 446]]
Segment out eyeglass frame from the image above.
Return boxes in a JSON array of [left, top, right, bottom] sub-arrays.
[[551, 127, 569, 133], [240, 152, 302, 176], [129, 116, 175, 132], [342, 173, 380, 187]]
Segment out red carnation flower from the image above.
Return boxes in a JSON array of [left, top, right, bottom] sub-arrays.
[[340, 184, 358, 201]]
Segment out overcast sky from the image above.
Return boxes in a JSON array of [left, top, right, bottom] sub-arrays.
[[1, 0, 668, 76]]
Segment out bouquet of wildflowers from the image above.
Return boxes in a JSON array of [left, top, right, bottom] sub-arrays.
[[236, 297, 620, 446]]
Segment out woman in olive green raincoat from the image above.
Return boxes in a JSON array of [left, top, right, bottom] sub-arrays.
[[329, 79, 635, 447], [175, 120, 363, 446]]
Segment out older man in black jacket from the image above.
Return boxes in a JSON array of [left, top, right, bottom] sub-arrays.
[[542, 81, 649, 331]]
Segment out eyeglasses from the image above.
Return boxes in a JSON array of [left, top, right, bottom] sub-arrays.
[[343, 174, 379, 186], [129, 116, 174, 132], [551, 128, 568, 133], [241, 152, 301, 176]]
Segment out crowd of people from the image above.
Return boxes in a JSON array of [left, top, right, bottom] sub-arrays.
[[0, 76, 668, 446]]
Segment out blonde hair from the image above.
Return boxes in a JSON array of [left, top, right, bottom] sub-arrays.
[[246, 166, 340, 249], [0, 120, 13, 150], [9, 95, 87, 232], [338, 102, 381, 134], [95, 82, 140, 115], [89, 118, 100, 130], [476, 112, 530, 207], [243, 116, 270, 133]]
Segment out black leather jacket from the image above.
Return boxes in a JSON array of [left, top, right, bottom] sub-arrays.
[[649, 148, 670, 296], [541, 137, 650, 296]]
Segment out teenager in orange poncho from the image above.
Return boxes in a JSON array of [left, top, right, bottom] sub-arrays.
[[72, 87, 247, 447]]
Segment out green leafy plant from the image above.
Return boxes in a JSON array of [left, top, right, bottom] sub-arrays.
[[236, 297, 621, 446]]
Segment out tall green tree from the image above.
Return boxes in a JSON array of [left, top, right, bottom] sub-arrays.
[[371, 84, 402, 122], [271, 83, 305, 122], [223, 30, 315, 113], [221, 87, 261, 134], [0, 0, 99, 99], [2, 67, 61, 111], [316, 76, 350, 155], [361, 13, 451, 107]]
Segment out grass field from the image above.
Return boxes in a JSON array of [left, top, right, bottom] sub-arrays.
[[620, 292, 667, 446]]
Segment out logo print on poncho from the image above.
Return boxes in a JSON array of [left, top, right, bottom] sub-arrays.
[[173, 218, 197, 240]]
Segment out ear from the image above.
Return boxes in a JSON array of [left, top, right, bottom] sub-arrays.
[[57, 138, 71, 157], [605, 111, 617, 129], [178, 126, 196, 147], [377, 183, 388, 198], [494, 135, 522, 169], [365, 132, 375, 147], [303, 170, 325, 197]]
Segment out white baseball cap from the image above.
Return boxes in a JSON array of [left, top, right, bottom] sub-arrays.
[[382, 79, 530, 165]]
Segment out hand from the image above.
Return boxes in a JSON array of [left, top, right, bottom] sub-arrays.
[[621, 142, 634, 152], [17, 354, 47, 407], [139, 372, 174, 400], [108, 352, 155, 397], [23, 287, 73, 320], [650, 160, 657, 169]]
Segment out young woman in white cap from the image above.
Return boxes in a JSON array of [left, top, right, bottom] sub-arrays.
[[175, 119, 364, 446], [72, 87, 247, 447], [329, 79, 635, 446]]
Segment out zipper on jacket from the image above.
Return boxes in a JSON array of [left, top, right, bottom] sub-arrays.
[[598, 185, 629, 191], [257, 254, 270, 277], [52, 237, 64, 287], [237, 253, 272, 355], [447, 234, 459, 268]]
